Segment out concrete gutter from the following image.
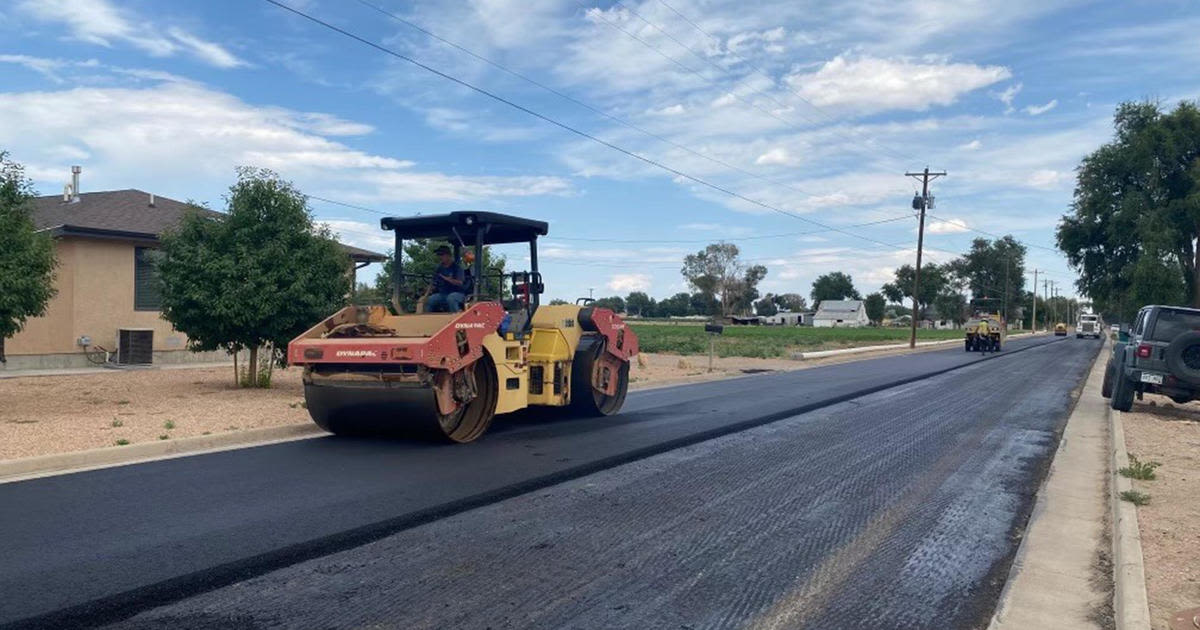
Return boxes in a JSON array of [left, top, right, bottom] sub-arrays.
[[1109, 405, 1153, 630], [989, 337, 1109, 630], [0, 423, 325, 484]]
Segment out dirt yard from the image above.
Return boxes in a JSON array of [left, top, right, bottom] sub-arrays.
[[1121, 396, 1200, 629], [0, 341, 963, 461]]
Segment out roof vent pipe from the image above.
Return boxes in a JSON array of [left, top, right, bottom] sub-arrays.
[[148, 193, 155, 207], [70, 165, 81, 202]]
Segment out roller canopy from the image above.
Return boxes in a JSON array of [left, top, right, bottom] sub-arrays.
[[380, 212, 548, 245]]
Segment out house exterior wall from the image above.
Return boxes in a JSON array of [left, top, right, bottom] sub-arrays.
[[813, 306, 869, 327], [4, 237, 225, 369]]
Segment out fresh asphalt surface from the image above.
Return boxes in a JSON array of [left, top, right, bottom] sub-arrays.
[[0, 335, 1099, 629]]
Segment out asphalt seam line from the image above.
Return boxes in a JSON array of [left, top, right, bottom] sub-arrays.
[[4, 336, 1068, 630]]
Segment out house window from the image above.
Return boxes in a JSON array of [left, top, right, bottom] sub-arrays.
[[134, 247, 163, 311]]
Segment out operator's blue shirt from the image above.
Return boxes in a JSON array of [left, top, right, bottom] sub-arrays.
[[432, 262, 464, 295]]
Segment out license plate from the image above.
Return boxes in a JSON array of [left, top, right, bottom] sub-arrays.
[[1140, 372, 1164, 385]]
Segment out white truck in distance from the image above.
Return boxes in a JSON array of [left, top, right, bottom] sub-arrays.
[[1077, 313, 1102, 339]]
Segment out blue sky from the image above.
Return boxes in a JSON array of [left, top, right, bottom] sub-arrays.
[[2, 0, 1198, 303]]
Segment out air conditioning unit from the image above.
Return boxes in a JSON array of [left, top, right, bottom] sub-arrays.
[[117, 328, 154, 365]]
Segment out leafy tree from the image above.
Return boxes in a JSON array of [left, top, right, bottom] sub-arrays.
[[933, 291, 968, 326], [773, 293, 808, 312], [0, 152, 56, 363], [658, 292, 693, 317], [754, 294, 779, 316], [957, 236, 1026, 319], [864, 293, 885, 324], [158, 168, 350, 387], [1058, 101, 1200, 318], [690, 292, 720, 317], [881, 263, 948, 319], [592, 295, 625, 312], [548, 298, 569, 305], [681, 242, 768, 317], [625, 291, 653, 317], [810, 272, 861, 307]]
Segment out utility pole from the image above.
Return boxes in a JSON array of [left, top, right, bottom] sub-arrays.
[[1004, 256, 1011, 328], [1030, 269, 1038, 332], [905, 167, 947, 349]]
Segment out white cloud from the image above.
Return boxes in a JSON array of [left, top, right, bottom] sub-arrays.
[[18, 0, 246, 68], [926, 218, 969, 234], [0, 54, 71, 83], [1023, 99, 1058, 116], [0, 83, 571, 205], [959, 139, 982, 150], [994, 82, 1022, 113], [784, 55, 1011, 114], [755, 147, 794, 166], [648, 104, 686, 116], [1028, 169, 1068, 189], [607, 273, 651, 292]]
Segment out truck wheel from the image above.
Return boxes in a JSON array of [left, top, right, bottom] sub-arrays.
[[1110, 370, 1134, 412], [1164, 331, 1200, 386], [1101, 359, 1115, 398]]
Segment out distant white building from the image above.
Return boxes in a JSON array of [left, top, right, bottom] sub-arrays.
[[763, 311, 814, 326], [813, 300, 869, 327]]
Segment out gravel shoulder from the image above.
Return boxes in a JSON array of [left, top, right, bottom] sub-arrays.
[[1120, 396, 1200, 629]]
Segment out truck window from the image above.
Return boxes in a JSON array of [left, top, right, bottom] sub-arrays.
[[1133, 311, 1147, 336], [1149, 309, 1200, 341]]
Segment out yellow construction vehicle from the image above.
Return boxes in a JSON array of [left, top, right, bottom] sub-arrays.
[[288, 212, 637, 443], [964, 297, 1005, 352]]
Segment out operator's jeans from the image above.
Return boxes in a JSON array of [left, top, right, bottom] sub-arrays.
[[427, 291, 465, 312]]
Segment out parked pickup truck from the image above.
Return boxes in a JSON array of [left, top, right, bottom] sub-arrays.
[[1076, 313, 1102, 339], [1103, 304, 1200, 411]]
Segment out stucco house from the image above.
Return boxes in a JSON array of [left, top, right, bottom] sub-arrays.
[[762, 311, 814, 326], [3, 176, 385, 370], [812, 300, 869, 328]]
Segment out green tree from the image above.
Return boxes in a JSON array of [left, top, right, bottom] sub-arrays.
[[933, 291, 968, 326], [625, 291, 653, 317], [658, 292, 693, 317], [957, 236, 1026, 319], [0, 152, 57, 363], [810, 272, 861, 307], [773, 293, 808, 312], [1058, 101, 1200, 318], [881, 263, 948, 319], [592, 295, 625, 312], [548, 298, 569, 306], [864, 292, 885, 324], [690, 292, 719, 317], [754, 294, 779, 316], [158, 168, 350, 387], [681, 242, 768, 317]]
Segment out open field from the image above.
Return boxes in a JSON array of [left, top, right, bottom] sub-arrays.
[[631, 322, 969, 357]]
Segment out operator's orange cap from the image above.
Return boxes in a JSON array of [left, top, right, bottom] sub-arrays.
[[463, 249, 476, 263]]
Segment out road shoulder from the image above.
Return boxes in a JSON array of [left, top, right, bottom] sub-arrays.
[[989, 339, 1112, 630]]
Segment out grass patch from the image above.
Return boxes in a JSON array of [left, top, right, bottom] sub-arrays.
[[111, 419, 124, 428], [1118, 454, 1160, 481], [114, 438, 130, 446], [1119, 490, 1151, 506], [116, 399, 130, 405], [163, 420, 176, 430], [158, 434, 169, 440], [630, 323, 965, 358]]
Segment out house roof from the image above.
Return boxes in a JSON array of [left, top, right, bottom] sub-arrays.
[[814, 300, 864, 317], [30, 189, 386, 263]]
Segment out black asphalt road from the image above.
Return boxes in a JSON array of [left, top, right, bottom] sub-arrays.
[[0, 335, 1095, 628]]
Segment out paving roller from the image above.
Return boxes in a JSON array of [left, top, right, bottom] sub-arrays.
[[287, 212, 639, 443]]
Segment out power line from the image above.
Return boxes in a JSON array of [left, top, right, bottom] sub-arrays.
[[543, 214, 912, 243], [262, 0, 911, 254], [353, 0, 853, 205], [924, 211, 1061, 253]]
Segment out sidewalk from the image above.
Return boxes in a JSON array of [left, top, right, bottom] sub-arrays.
[[0, 361, 232, 379], [990, 341, 1111, 629]]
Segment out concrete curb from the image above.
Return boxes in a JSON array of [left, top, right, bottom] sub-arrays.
[[1109, 404, 1153, 630], [0, 423, 326, 483]]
